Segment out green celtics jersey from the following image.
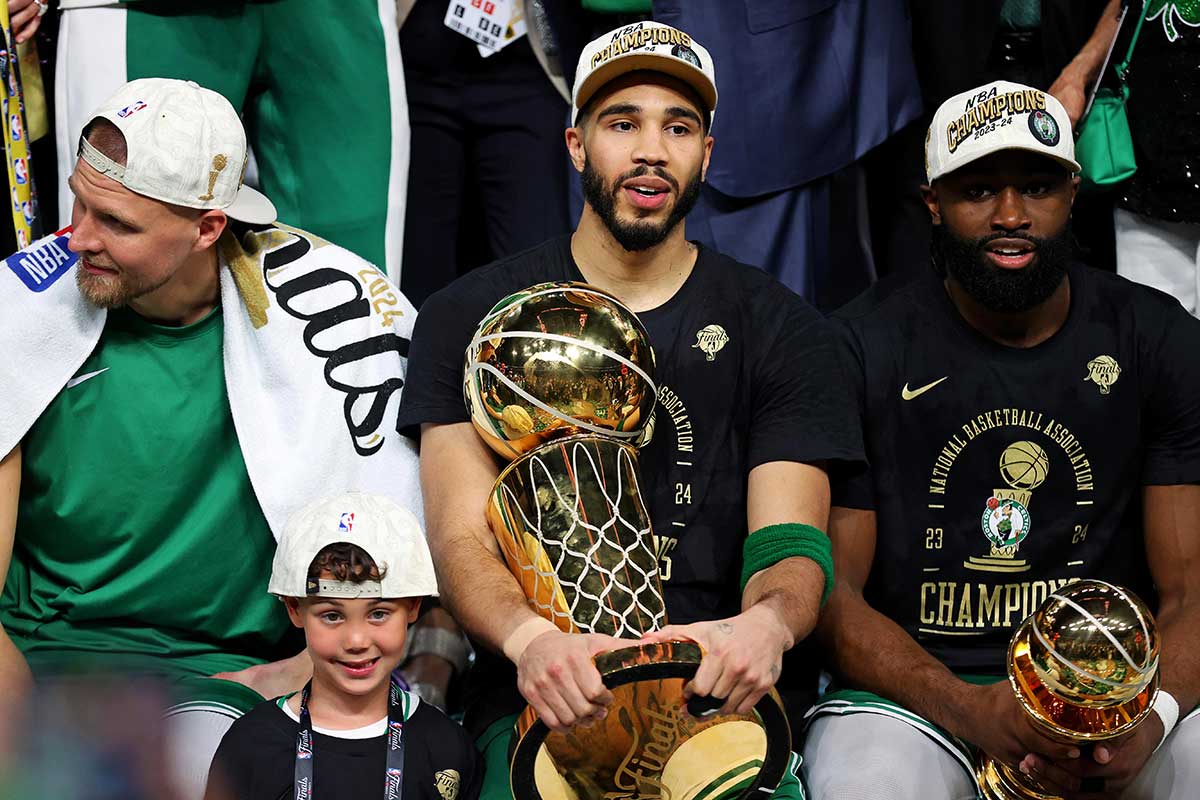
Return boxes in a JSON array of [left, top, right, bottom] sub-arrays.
[[2, 305, 291, 679]]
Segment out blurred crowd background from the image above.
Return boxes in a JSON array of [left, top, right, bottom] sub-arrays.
[[3, 0, 1196, 315]]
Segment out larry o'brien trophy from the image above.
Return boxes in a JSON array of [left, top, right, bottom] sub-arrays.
[[976, 579, 1160, 799], [464, 282, 791, 800]]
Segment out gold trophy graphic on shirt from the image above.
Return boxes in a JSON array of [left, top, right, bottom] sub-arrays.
[[975, 579, 1161, 799], [965, 441, 1050, 574], [464, 282, 791, 800]]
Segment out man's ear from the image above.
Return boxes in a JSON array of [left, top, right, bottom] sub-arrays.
[[284, 597, 305, 629], [195, 209, 228, 252], [701, 134, 714, 182], [920, 184, 941, 225], [565, 125, 587, 174]]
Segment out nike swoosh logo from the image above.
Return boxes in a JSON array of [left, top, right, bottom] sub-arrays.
[[66, 367, 109, 389], [901, 376, 948, 401]]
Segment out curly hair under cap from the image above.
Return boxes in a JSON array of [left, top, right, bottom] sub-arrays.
[[307, 542, 387, 584]]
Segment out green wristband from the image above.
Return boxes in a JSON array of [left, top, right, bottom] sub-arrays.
[[740, 523, 835, 606]]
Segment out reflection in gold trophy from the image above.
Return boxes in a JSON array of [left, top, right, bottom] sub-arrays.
[[975, 580, 1160, 799], [464, 282, 791, 800]]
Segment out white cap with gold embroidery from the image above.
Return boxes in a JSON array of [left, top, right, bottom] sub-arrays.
[[572, 22, 717, 126], [77, 77, 277, 224], [269, 492, 438, 600], [926, 80, 1081, 183]]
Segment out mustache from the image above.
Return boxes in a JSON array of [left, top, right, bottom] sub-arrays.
[[611, 165, 679, 195]]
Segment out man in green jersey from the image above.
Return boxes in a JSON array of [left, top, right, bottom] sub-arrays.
[[0, 78, 422, 800]]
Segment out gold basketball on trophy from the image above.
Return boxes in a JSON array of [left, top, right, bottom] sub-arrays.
[[464, 282, 658, 460], [976, 579, 1160, 799]]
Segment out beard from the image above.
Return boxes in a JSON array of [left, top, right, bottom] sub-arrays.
[[75, 259, 170, 309], [932, 223, 1076, 313], [581, 158, 703, 252]]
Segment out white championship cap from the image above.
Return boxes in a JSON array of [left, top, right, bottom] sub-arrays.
[[572, 21, 717, 126], [269, 492, 438, 600], [78, 77, 277, 224], [925, 80, 1081, 183]]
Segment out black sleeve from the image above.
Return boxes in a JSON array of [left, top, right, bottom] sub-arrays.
[[827, 317, 876, 510], [396, 288, 481, 438], [747, 293, 866, 471], [204, 710, 289, 800], [1141, 303, 1200, 486]]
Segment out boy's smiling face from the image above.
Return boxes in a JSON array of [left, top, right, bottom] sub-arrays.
[[286, 587, 421, 701]]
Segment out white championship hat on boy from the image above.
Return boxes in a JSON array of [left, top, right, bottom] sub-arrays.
[[572, 21, 717, 126], [925, 80, 1081, 183], [269, 492, 438, 599], [78, 77, 277, 224]]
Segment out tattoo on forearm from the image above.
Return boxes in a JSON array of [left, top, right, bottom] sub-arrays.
[[717, 622, 734, 636]]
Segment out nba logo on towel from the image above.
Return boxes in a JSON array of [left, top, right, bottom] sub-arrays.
[[14, 158, 27, 185], [21, 201, 34, 224], [339, 512, 355, 533], [10, 114, 21, 142]]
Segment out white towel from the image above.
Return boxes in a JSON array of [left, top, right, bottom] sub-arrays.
[[0, 225, 423, 538]]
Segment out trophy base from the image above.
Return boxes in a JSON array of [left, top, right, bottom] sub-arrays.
[[975, 753, 1063, 800], [509, 641, 792, 800]]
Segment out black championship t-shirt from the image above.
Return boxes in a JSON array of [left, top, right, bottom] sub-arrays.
[[832, 263, 1200, 674], [207, 694, 483, 800], [398, 236, 863, 729]]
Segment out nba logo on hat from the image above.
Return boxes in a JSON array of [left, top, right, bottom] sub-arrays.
[[117, 100, 147, 118], [14, 158, 27, 185], [339, 512, 355, 533]]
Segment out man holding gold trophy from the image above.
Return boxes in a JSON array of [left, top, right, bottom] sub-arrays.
[[398, 21, 862, 800], [804, 81, 1200, 799]]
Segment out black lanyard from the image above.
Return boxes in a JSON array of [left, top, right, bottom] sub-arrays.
[[293, 675, 406, 800]]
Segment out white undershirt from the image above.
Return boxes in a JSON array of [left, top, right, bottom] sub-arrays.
[[279, 700, 387, 739]]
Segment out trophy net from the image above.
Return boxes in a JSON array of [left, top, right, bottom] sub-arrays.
[[488, 435, 667, 638]]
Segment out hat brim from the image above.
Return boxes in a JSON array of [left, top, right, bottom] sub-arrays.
[[225, 184, 277, 224], [930, 144, 1081, 183], [573, 53, 717, 126]]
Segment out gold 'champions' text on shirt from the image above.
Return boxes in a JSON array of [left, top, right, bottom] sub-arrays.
[[591, 24, 693, 67], [946, 86, 1047, 153]]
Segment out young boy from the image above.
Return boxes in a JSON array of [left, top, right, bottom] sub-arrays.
[[205, 493, 481, 800]]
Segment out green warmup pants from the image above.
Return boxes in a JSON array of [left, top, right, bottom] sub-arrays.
[[55, 0, 408, 275]]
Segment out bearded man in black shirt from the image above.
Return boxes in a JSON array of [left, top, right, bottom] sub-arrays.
[[397, 20, 862, 800], [805, 80, 1200, 800]]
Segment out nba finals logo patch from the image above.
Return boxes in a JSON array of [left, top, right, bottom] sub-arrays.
[[1084, 355, 1121, 395], [435, 769, 462, 800], [339, 512, 355, 532], [692, 324, 729, 361]]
